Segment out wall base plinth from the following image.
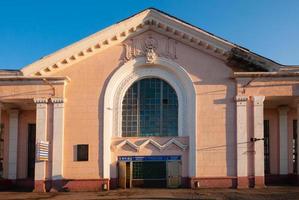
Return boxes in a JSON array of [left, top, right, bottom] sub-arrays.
[[191, 177, 237, 188], [33, 180, 46, 192], [237, 177, 249, 188], [49, 179, 110, 192], [254, 176, 265, 188]]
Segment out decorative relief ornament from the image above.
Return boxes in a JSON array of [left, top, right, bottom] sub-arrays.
[[144, 36, 157, 63], [122, 34, 177, 63]]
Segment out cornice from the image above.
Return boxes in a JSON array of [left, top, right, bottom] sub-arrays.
[[20, 9, 283, 77], [233, 71, 299, 78]]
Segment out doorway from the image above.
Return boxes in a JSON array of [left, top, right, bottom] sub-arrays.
[[118, 156, 182, 188], [27, 124, 36, 179]]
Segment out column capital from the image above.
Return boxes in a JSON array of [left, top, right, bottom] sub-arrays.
[[252, 96, 265, 106], [34, 98, 48, 104], [8, 109, 19, 115], [278, 106, 289, 114], [235, 96, 248, 106], [50, 97, 65, 104]]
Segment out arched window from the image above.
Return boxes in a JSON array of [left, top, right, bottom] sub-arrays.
[[122, 78, 178, 137]]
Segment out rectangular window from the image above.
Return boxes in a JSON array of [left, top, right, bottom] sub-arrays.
[[293, 120, 298, 174], [264, 120, 270, 174], [76, 144, 89, 161]]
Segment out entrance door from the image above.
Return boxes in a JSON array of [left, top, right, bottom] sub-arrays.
[[167, 161, 181, 188], [126, 162, 132, 188], [118, 161, 126, 189], [118, 161, 132, 189], [27, 124, 36, 179]]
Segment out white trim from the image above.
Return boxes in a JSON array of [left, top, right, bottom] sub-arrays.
[[51, 98, 65, 180], [103, 57, 196, 178], [252, 96, 265, 177], [114, 138, 188, 152], [278, 106, 289, 175], [235, 96, 248, 178], [34, 98, 48, 181], [7, 110, 19, 180]]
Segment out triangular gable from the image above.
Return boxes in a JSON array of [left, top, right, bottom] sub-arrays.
[[21, 8, 281, 76]]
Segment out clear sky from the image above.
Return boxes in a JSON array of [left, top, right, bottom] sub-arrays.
[[0, 0, 298, 69]]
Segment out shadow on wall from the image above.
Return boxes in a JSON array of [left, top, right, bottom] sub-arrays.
[[193, 73, 237, 181], [97, 51, 128, 181]]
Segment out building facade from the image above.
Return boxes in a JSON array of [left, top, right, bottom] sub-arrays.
[[0, 9, 298, 192]]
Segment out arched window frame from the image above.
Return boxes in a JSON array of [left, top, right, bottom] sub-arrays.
[[115, 72, 184, 138]]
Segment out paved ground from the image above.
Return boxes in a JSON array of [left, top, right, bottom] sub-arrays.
[[0, 187, 298, 200]]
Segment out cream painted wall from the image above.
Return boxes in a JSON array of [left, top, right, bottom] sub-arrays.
[[174, 40, 236, 177]]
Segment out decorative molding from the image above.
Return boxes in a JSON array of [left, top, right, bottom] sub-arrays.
[[110, 59, 192, 138], [34, 98, 48, 104], [235, 96, 248, 106], [114, 139, 140, 152], [50, 98, 65, 104], [21, 9, 234, 77], [51, 98, 65, 109], [235, 96, 248, 102], [252, 96, 265, 106], [113, 138, 188, 152], [278, 106, 289, 114], [123, 35, 176, 64]]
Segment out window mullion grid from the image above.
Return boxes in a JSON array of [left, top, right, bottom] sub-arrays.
[[137, 81, 140, 137], [160, 80, 163, 136]]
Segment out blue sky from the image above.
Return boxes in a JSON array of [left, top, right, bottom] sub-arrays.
[[0, 0, 298, 69]]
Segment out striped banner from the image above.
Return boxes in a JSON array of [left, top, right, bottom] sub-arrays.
[[36, 141, 49, 161]]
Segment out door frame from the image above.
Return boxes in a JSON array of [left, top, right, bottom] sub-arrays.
[[166, 160, 182, 188]]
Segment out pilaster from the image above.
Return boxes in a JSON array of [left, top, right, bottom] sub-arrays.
[[278, 106, 289, 175], [252, 96, 265, 187], [7, 109, 19, 180], [50, 98, 65, 191], [33, 98, 48, 192], [235, 96, 249, 188]]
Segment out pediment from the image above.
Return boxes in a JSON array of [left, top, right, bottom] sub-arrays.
[[20, 8, 280, 76]]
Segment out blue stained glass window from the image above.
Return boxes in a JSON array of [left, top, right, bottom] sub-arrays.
[[122, 78, 178, 137]]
